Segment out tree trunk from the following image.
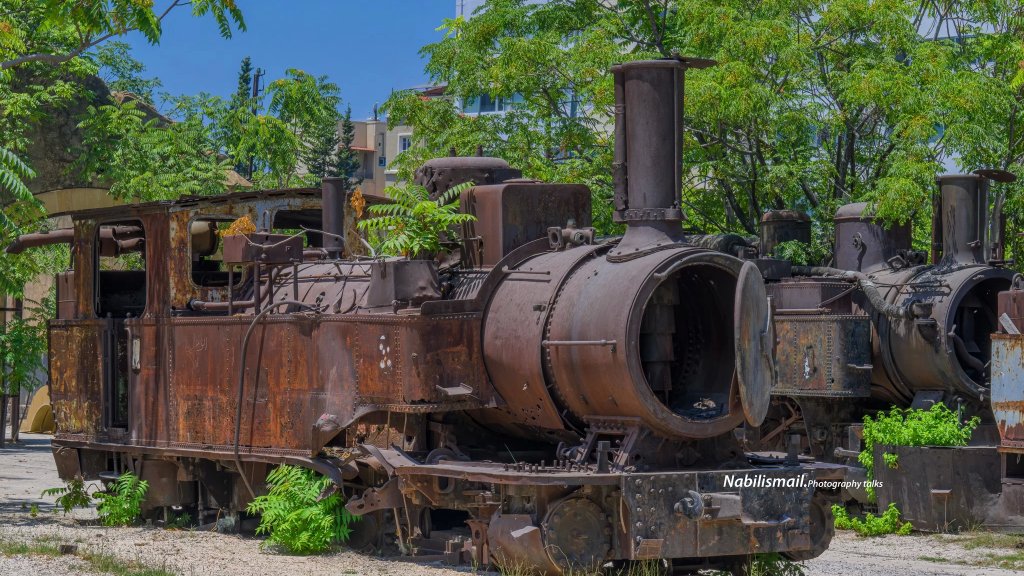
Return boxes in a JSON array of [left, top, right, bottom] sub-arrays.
[[10, 394, 18, 443], [0, 395, 7, 448]]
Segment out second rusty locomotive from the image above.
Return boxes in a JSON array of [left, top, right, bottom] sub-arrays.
[[27, 58, 839, 574], [748, 173, 1015, 462]]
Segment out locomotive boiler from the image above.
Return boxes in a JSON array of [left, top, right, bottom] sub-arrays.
[[23, 57, 839, 573], [750, 172, 1016, 466]]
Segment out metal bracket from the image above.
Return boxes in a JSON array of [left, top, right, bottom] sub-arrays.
[[345, 477, 404, 515]]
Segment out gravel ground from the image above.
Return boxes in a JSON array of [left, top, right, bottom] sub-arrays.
[[2, 433, 1024, 576]]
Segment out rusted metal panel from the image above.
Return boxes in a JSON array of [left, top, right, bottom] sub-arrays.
[[165, 317, 322, 455], [768, 278, 857, 314], [621, 469, 815, 558], [414, 156, 522, 200], [873, 445, 1001, 532], [772, 315, 872, 397], [998, 284, 1024, 333], [833, 202, 912, 273], [481, 246, 603, 431], [49, 321, 104, 437], [991, 334, 1024, 451], [462, 183, 591, 267], [55, 271, 76, 319]]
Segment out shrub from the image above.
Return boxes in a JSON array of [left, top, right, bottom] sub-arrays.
[[858, 403, 979, 500], [41, 475, 95, 515], [357, 181, 476, 258], [95, 472, 148, 526], [246, 465, 358, 554], [833, 503, 913, 536]]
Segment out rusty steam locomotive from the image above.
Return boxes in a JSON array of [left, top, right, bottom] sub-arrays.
[[739, 168, 1019, 521], [21, 58, 840, 573]]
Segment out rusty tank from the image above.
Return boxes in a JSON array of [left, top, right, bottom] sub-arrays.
[[17, 57, 843, 574]]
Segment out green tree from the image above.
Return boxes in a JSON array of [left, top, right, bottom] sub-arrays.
[[75, 97, 231, 201], [93, 41, 162, 103], [0, 296, 52, 396], [304, 120, 340, 180], [385, 0, 1024, 258], [229, 56, 254, 175], [335, 106, 363, 189], [0, 0, 245, 70], [305, 105, 363, 186], [234, 56, 254, 105]]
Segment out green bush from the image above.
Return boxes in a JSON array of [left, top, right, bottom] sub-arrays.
[[748, 553, 806, 576], [859, 403, 979, 500], [833, 503, 913, 536], [357, 181, 476, 258], [41, 475, 95, 515], [95, 472, 148, 526], [246, 465, 358, 554]]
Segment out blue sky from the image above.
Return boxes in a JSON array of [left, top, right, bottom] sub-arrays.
[[125, 1, 460, 120]]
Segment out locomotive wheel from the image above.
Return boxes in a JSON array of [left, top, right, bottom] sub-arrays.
[[783, 494, 834, 561], [346, 510, 384, 553], [541, 497, 612, 571]]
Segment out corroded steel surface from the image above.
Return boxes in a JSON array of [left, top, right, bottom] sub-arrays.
[[992, 334, 1024, 452], [734, 260, 775, 424], [772, 315, 872, 398]]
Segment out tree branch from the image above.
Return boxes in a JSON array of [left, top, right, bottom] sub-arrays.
[[1, 0, 185, 70]]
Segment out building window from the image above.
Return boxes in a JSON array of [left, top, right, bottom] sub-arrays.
[[398, 134, 413, 153], [479, 94, 497, 113]]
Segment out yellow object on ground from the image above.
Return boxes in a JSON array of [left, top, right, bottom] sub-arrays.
[[19, 385, 54, 434]]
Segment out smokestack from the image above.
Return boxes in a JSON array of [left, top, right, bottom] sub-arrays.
[[608, 57, 715, 260], [933, 170, 1016, 266], [322, 177, 346, 258]]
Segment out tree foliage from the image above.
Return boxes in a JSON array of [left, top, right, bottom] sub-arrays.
[[358, 181, 477, 258], [94, 41, 162, 103], [0, 295, 52, 395], [76, 98, 231, 200], [385, 0, 1024, 257], [0, 0, 245, 70]]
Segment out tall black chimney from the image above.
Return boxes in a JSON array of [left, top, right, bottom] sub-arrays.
[[608, 57, 715, 260]]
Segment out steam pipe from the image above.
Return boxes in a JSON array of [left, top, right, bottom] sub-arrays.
[[791, 266, 911, 320], [7, 226, 144, 254]]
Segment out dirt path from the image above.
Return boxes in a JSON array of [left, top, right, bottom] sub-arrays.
[[2, 434, 1022, 576]]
